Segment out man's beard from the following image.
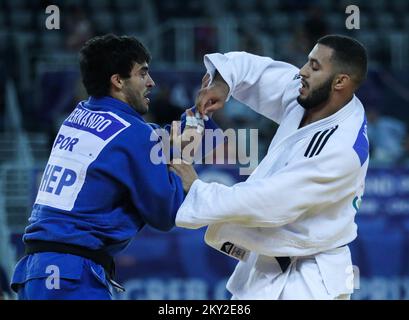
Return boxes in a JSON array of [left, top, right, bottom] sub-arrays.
[[297, 75, 334, 110], [123, 84, 148, 115]]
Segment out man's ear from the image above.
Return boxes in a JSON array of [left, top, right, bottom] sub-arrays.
[[333, 74, 351, 90], [110, 74, 123, 90]]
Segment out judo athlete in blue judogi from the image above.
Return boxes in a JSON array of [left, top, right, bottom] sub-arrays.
[[11, 34, 217, 299]]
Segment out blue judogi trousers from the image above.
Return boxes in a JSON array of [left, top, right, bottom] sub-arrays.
[[11, 252, 112, 300]]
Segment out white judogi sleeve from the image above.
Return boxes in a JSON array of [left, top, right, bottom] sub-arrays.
[[176, 146, 360, 229], [204, 52, 299, 124]]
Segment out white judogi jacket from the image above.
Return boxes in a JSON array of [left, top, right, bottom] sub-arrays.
[[176, 52, 369, 299]]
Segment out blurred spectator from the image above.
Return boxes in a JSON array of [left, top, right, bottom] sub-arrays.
[[170, 83, 191, 109], [37, 70, 84, 147], [277, 4, 328, 68], [195, 25, 218, 62], [0, 265, 11, 300], [282, 28, 310, 67], [366, 107, 407, 166], [303, 5, 329, 49], [149, 86, 184, 126], [280, 0, 310, 12], [64, 5, 94, 51], [239, 29, 263, 55], [224, 98, 259, 127], [0, 82, 4, 133], [397, 134, 409, 166], [52, 77, 89, 136]]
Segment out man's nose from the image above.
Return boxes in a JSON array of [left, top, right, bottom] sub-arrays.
[[147, 75, 155, 87], [299, 63, 309, 78]]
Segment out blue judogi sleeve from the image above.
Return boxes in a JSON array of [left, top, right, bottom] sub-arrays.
[[95, 123, 185, 232]]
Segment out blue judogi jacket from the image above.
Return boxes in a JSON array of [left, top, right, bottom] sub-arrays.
[[25, 96, 219, 253], [11, 96, 219, 295]]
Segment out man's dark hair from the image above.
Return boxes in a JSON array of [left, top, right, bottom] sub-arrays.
[[79, 34, 151, 97], [317, 34, 367, 87]]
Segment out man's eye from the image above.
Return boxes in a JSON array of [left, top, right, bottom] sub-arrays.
[[309, 61, 318, 71]]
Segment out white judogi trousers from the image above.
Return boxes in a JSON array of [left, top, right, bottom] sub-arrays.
[[227, 248, 352, 300]]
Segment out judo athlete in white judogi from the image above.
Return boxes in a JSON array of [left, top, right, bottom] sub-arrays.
[[170, 35, 369, 300]]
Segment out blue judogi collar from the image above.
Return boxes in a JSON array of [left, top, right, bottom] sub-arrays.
[[87, 96, 145, 121]]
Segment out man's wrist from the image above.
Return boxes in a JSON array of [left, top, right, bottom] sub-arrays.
[[184, 177, 199, 194]]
